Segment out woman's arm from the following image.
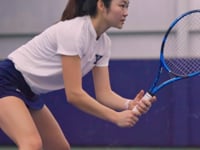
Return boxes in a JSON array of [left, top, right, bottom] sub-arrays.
[[61, 55, 139, 127], [92, 66, 132, 110], [92, 66, 156, 112]]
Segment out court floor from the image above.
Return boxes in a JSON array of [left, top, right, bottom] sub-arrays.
[[0, 147, 199, 150]]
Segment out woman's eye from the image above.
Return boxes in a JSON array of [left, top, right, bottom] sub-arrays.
[[119, 4, 129, 9], [120, 4, 125, 8]]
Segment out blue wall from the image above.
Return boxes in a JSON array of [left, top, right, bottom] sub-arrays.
[[1, 59, 200, 147]]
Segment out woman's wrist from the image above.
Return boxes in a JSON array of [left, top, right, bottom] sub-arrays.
[[124, 100, 131, 110]]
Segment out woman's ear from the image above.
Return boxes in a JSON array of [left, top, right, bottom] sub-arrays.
[[97, 0, 106, 12]]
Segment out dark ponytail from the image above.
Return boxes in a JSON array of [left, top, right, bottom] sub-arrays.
[[61, 0, 111, 21]]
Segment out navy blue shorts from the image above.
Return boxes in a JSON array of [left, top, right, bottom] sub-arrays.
[[0, 59, 44, 110]]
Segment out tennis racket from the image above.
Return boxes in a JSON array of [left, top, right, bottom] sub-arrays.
[[133, 9, 200, 113]]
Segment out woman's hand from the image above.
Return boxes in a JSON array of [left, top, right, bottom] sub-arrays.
[[128, 90, 157, 114], [114, 89, 157, 128], [114, 110, 140, 128]]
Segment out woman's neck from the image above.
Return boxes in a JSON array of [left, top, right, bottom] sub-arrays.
[[90, 16, 110, 40]]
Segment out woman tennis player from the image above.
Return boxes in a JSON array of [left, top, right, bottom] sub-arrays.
[[0, 0, 156, 149]]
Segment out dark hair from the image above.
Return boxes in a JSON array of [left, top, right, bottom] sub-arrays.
[[61, 0, 112, 21]]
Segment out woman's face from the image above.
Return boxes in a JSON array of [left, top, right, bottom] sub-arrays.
[[104, 0, 129, 29]]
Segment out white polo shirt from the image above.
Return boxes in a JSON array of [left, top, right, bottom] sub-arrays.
[[8, 16, 111, 94]]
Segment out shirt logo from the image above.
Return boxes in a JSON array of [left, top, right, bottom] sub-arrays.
[[94, 54, 103, 64]]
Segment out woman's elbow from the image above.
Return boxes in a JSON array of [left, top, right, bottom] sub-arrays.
[[65, 90, 83, 104]]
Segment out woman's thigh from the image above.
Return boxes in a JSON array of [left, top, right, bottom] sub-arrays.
[[30, 105, 70, 150], [0, 96, 41, 146]]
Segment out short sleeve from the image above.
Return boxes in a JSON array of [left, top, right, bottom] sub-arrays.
[[55, 22, 83, 58]]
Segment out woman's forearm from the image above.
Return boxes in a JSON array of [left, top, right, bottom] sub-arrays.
[[66, 89, 118, 124], [95, 90, 131, 111]]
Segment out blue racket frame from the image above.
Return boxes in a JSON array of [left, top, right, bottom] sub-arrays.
[[148, 9, 200, 95]]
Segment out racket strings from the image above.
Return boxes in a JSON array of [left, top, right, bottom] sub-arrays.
[[164, 12, 200, 76], [166, 58, 200, 76]]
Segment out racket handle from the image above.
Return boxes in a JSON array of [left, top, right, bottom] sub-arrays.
[[132, 92, 152, 113]]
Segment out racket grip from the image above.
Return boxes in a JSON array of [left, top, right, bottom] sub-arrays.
[[132, 92, 153, 113]]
